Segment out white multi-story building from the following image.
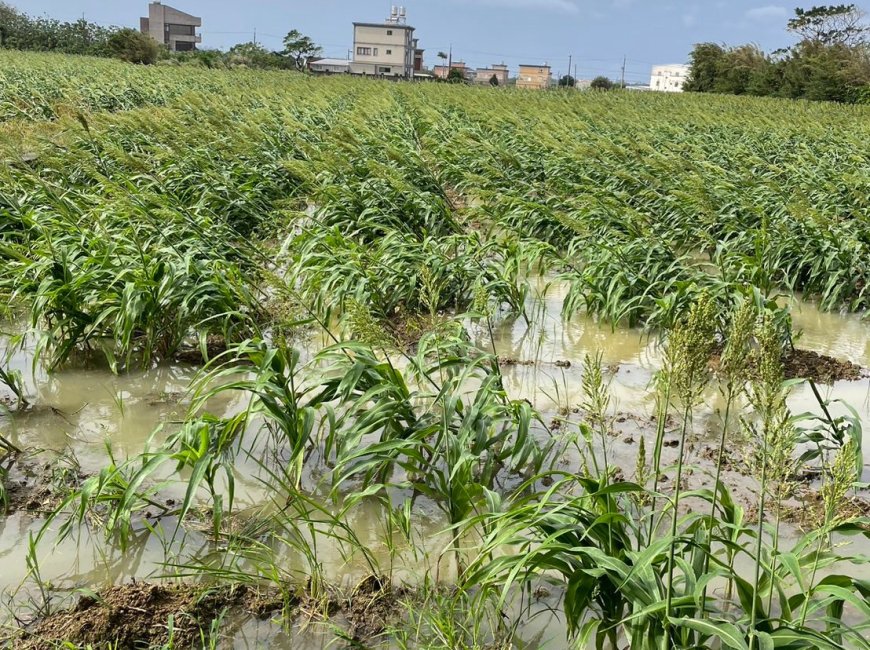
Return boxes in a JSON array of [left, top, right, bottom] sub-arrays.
[[650, 64, 690, 92], [350, 7, 416, 79]]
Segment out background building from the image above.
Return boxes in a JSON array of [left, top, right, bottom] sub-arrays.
[[517, 64, 551, 90], [433, 61, 469, 80], [474, 63, 509, 85], [140, 2, 201, 52], [650, 64, 690, 92], [309, 58, 351, 74], [350, 7, 416, 78]]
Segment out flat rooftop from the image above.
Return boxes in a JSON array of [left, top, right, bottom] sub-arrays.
[[353, 22, 415, 30]]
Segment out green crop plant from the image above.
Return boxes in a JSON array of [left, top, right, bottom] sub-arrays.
[[2, 51, 869, 650]]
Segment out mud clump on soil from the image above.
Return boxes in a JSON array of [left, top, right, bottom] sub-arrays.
[[781, 489, 870, 531], [710, 347, 862, 384], [16, 576, 406, 648], [345, 574, 403, 640], [781, 349, 862, 384], [3, 459, 87, 515], [16, 582, 285, 649], [498, 357, 535, 367]]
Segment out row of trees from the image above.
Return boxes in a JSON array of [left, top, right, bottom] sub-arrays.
[[0, 2, 323, 69], [0, 2, 119, 56], [686, 4, 870, 103]]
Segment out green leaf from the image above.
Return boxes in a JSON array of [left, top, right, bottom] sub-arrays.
[[668, 616, 749, 650]]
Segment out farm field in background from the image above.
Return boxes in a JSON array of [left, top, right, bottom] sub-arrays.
[[1, 51, 869, 649]]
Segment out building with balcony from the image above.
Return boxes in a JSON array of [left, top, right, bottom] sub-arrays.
[[517, 64, 551, 90], [650, 64, 690, 92], [350, 7, 416, 79], [140, 2, 201, 52]]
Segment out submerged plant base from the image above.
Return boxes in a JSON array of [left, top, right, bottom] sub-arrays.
[[172, 335, 230, 365]]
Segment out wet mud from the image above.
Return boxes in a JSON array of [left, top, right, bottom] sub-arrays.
[[14, 575, 406, 649], [15, 582, 281, 649], [781, 348, 863, 383], [2, 457, 87, 515]]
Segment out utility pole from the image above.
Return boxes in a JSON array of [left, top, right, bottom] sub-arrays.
[[253, 28, 257, 46], [567, 54, 572, 85], [621, 55, 626, 87]]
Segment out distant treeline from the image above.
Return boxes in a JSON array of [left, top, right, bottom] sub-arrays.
[[0, 2, 300, 69], [686, 5, 870, 104], [0, 2, 116, 56]]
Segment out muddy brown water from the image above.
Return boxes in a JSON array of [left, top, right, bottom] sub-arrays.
[[2, 286, 870, 647]]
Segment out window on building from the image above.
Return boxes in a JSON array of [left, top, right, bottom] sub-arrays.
[[357, 47, 372, 56], [386, 49, 392, 55], [378, 66, 392, 74], [387, 29, 393, 35], [373, 48, 379, 56], [168, 24, 195, 35]]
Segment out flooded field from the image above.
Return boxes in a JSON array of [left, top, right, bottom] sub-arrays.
[[3, 282, 870, 647], [2, 58, 870, 648]]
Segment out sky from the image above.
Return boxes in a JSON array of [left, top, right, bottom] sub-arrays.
[[12, 0, 870, 82]]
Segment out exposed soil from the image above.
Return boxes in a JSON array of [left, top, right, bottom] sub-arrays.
[[781, 348, 863, 384], [344, 574, 403, 640], [15, 582, 287, 649], [710, 346, 863, 384], [14, 576, 406, 649], [779, 488, 870, 531], [2, 458, 88, 515]]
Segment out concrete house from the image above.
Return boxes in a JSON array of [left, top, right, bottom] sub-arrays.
[[433, 61, 469, 80], [517, 64, 551, 90], [309, 58, 352, 74], [350, 6, 416, 78], [650, 64, 690, 92], [474, 64, 509, 86], [140, 2, 201, 52]]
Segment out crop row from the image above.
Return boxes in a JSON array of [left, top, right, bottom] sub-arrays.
[[1, 58, 869, 649]]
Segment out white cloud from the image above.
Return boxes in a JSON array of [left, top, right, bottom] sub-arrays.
[[460, 0, 579, 13], [745, 5, 789, 21]]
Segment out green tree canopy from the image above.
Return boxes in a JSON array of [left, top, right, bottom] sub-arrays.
[[788, 4, 868, 46], [282, 29, 321, 71], [107, 28, 158, 65], [685, 5, 870, 103], [447, 67, 465, 83]]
